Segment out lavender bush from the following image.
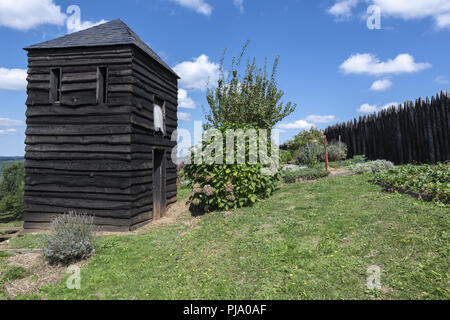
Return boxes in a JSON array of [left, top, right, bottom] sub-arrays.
[[43, 212, 96, 264]]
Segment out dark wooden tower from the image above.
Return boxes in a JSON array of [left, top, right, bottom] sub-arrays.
[[23, 19, 179, 232]]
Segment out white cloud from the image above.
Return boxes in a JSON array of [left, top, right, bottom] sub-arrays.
[[357, 103, 378, 113], [373, 0, 450, 28], [169, 0, 212, 16], [0, 128, 17, 135], [357, 102, 400, 113], [434, 76, 450, 84], [233, 0, 244, 13], [327, 0, 359, 19], [66, 5, 106, 34], [277, 120, 315, 130], [178, 112, 192, 121], [340, 53, 431, 76], [380, 102, 400, 111], [435, 12, 450, 28], [277, 114, 337, 130], [0, 68, 27, 91], [178, 89, 196, 109], [174, 54, 220, 91], [305, 115, 337, 124], [370, 78, 392, 91], [0, 2, 106, 34], [0, 118, 25, 127], [0, 0, 66, 31], [328, 0, 450, 29]]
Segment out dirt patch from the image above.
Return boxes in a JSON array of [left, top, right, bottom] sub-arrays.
[[140, 199, 191, 231], [328, 169, 355, 177], [3, 252, 68, 299], [97, 199, 191, 237]]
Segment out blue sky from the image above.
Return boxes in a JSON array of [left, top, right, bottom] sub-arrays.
[[0, 0, 449, 156]]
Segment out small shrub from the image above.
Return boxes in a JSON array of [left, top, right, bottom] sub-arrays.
[[351, 160, 394, 174], [43, 212, 96, 265], [318, 141, 348, 162], [282, 171, 301, 184], [351, 155, 366, 164], [297, 142, 320, 167]]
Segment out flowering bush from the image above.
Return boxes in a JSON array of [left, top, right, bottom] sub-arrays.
[[183, 125, 278, 214], [43, 212, 96, 265]]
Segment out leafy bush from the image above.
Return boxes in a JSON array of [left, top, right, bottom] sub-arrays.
[[43, 212, 96, 265], [0, 162, 24, 222], [297, 142, 320, 167], [372, 163, 450, 203], [280, 150, 294, 165], [351, 160, 394, 174], [184, 125, 278, 214], [281, 168, 330, 183], [318, 141, 347, 162]]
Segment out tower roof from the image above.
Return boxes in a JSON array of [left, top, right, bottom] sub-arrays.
[[24, 19, 178, 77]]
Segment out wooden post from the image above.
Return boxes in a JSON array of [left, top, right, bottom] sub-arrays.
[[324, 136, 329, 172]]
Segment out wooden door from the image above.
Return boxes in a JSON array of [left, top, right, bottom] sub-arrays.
[[153, 149, 166, 220]]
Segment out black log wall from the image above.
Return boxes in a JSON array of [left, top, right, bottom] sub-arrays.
[[24, 45, 178, 231], [130, 47, 178, 228], [324, 91, 450, 164]]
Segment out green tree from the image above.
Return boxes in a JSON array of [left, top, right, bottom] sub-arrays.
[[286, 127, 324, 151], [205, 41, 296, 130], [0, 162, 25, 221]]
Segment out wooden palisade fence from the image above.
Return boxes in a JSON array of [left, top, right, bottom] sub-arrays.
[[325, 91, 450, 164]]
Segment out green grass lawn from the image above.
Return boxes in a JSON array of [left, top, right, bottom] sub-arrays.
[[3, 175, 449, 300]]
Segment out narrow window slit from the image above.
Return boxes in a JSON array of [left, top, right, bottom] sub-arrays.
[[50, 68, 62, 103], [98, 67, 108, 104]]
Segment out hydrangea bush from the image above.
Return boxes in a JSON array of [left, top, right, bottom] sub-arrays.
[[43, 212, 96, 265], [183, 125, 278, 214]]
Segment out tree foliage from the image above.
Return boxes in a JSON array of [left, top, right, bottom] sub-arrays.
[[0, 162, 24, 221], [205, 41, 296, 130], [286, 127, 324, 152]]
